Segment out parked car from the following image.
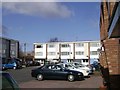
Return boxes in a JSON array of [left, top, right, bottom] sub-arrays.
[[31, 64, 84, 82], [70, 62, 94, 74], [21, 60, 27, 67], [26, 60, 34, 67], [91, 61, 100, 71], [2, 58, 22, 70], [33, 60, 41, 66], [58, 63, 90, 77], [1, 71, 19, 90], [2, 58, 7, 70]]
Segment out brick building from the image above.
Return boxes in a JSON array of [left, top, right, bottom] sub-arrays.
[[100, 1, 120, 90]]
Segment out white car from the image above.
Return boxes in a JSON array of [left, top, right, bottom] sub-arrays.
[[70, 62, 94, 74], [58, 63, 90, 77]]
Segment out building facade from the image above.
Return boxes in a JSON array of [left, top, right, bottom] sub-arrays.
[[34, 41, 100, 65], [0, 37, 19, 61], [100, 1, 120, 90]]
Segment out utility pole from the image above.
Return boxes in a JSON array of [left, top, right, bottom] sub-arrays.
[[24, 43, 26, 61]]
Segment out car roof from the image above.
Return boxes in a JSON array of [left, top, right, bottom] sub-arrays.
[[0, 71, 7, 73]]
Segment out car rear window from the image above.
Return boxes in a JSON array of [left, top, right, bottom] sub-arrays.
[[2, 75, 13, 89]]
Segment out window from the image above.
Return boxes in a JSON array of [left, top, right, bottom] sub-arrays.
[[90, 51, 98, 55], [11, 43, 15, 46], [83, 59, 88, 62], [47, 65, 53, 70], [35, 52, 43, 56], [11, 51, 15, 55], [3, 50, 6, 54], [61, 44, 70, 47], [76, 51, 84, 55], [47, 65, 61, 70], [54, 65, 61, 70], [11, 46, 15, 50], [61, 52, 70, 55], [90, 42, 100, 47], [36, 45, 43, 48], [48, 52, 56, 55], [0, 50, 2, 54], [48, 44, 55, 48], [76, 43, 84, 47]]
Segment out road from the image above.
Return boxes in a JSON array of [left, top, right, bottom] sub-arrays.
[[5, 66, 103, 89]]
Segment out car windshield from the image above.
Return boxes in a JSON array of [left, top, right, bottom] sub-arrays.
[[67, 64, 73, 68], [65, 64, 75, 69], [38, 65, 45, 69]]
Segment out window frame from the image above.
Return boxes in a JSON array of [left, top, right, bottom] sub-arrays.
[[75, 43, 84, 47], [36, 45, 43, 48]]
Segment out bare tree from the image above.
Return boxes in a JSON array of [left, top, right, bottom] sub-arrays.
[[48, 37, 61, 42], [19, 45, 24, 59]]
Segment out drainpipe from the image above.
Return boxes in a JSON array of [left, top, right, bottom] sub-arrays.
[[88, 42, 90, 65], [46, 44, 48, 63], [59, 44, 61, 62], [73, 43, 75, 61]]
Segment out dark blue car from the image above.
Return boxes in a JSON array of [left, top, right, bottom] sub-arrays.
[[31, 64, 84, 82], [91, 61, 100, 71]]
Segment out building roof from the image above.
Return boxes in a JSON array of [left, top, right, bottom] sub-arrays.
[[33, 40, 100, 45], [0, 37, 19, 42]]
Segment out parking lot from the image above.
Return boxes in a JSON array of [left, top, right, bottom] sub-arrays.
[[19, 75, 102, 88], [5, 66, 103, 89]]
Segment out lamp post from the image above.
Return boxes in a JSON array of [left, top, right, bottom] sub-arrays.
[[24, 43, 26, 62]]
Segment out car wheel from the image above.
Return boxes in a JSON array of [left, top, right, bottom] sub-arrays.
[[13, 67, 16, 70], [67, 75, 74, 82], [37, 74, 43, 81]]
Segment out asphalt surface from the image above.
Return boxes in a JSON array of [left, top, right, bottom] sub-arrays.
[[19, 75, 102, 88], [4, 66, 39, 84], [4, 66, 103, 89]]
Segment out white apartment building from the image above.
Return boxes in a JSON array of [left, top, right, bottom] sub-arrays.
[[34, 41, 100, 65]]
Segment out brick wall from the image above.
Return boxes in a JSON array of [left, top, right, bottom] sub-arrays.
[[103, 39, 120, 74], [100, 1, 120, 89], [118, 40, 120, 74], [100, 39, 119, 73], [100, 1, 120, 75]]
